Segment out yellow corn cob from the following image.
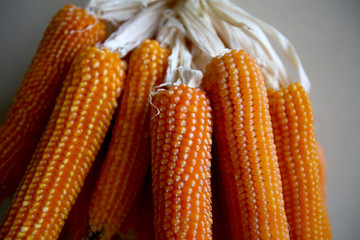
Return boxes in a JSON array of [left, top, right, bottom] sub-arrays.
[[0, 4, 107, 201], [0, 46, 125, 239], [86, 39, 170, 240], [267, 83, 332, 239], [203, 49, 289, 239], [150, 83, 213, 239]]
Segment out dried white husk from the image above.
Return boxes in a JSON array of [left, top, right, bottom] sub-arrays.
[[102, 1, 167, 57], [151, 9, 204, 117], [156, 9, 203, 89], [170, 0, 310, 92], [88, 0, 311, 91], [86, 0, 161, 25], [206, 0, 310, 91], [175, 0, 225, 58]]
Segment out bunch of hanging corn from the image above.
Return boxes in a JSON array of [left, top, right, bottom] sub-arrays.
[[0, 0, 331, 239]]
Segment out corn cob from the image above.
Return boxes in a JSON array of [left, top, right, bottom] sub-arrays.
[[87, 39, 169, 240], [316, 141, 327, 201], [150, 83, 213, 239], [0, 46, 125, 239], [203, 49, 289, 239], [0, 4, 107, 201], [68, 140, 108, 240], [267, 83, 331, 239], [0, 66, 75, 238]]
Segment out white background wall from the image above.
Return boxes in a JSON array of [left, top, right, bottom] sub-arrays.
[[0, 0, 359, 239]]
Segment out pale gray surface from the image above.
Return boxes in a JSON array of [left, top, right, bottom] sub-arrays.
[[0, 0, 359, 239]]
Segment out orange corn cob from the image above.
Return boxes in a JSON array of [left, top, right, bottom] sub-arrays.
[[68, 140, 108, 240], [203, 49, 289, 239], [0, 4, 107, 201], [267, 83, 331, 239], [316, 141, 327, 200], [150, 83, 213, 239], [87, 39, 170, 240], [0, 46, 125, 239]]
